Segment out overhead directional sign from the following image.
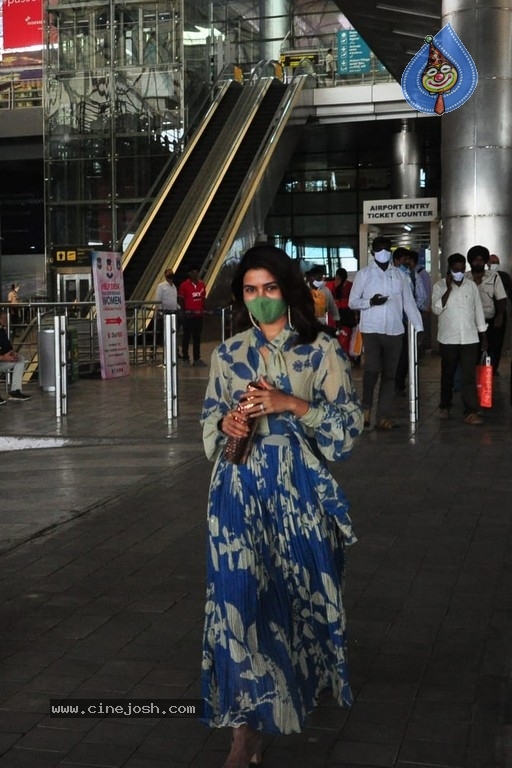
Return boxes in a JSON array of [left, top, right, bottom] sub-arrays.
[[337, 30, 372, 74]]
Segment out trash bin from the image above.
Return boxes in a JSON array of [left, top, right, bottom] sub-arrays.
[[38, 327, 56, 391]]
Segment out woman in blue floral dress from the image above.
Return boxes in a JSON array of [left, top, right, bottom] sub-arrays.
[[201, 245, 363, 767]]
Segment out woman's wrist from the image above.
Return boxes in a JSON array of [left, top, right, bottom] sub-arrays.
[[289, 395, 310, 419]]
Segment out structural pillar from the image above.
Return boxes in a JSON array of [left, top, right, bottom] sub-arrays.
[[441, 0, 512, 269], [259, 0, 289, 61], [390, 119, 421, 199]]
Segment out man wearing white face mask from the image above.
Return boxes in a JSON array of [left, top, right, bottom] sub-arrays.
[[349, 236, 423, 430], [466, 245, 507, 374], [305, 266, 340, 328], [431, 253, 487, 425], [488, 254, 512, 373]]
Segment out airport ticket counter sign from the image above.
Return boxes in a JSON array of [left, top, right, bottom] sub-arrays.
[[91, 251, 130, 379], [363, 198, 438, 224], [359, 197, 440, 278]]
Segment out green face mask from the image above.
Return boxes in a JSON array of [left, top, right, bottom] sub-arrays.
[[245, 296, 287, 324]]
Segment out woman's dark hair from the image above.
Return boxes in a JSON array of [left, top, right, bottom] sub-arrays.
[[334, 268, 347, 301], [231, 244, 326, 344]]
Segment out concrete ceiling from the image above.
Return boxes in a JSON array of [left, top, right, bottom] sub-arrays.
[[338, 1, 441, 82]]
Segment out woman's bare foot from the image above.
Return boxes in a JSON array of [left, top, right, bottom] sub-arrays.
[[222, 725, 262, 768]]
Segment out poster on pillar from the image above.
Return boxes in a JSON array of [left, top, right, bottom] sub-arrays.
[[91, 252, 131, 380], [401, 24, 478, 115]]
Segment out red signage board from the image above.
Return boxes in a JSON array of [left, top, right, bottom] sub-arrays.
[[2, 0, 43, 49]]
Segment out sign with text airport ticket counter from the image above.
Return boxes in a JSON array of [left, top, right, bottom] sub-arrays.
[[91, 251, 130, 380], [363, 198, 438, 224]]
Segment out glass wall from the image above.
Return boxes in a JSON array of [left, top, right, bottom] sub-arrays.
[[44, 0, 184, 254], [266, 119, 441, 273]]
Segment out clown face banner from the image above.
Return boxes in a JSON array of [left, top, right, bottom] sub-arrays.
[[401, 24, 478, 115]]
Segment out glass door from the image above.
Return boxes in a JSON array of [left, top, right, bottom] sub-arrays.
[[59, 273, 92, 302]]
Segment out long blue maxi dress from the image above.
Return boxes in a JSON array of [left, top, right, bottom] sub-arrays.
[[200, 324, 363, 735]]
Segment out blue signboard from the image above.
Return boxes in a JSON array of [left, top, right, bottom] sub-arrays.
[[337, 30, 372, 74]]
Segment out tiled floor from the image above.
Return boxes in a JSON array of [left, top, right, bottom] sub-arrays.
[[0, 346, 511, 767]]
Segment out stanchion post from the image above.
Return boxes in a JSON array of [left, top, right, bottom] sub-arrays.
[[407, 321, 419, 424], [152, 304, 158, 362], [133, 306, 139, 364], [164, 312, 178, 419], [221, 305, 234, 341], [221, 307, 226, 342], [54, 314, 68, 417], [170, 312, 178, 419]]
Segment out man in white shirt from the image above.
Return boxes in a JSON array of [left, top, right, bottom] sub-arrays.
[[393, 247, 428, 394], [155, 269, 179, 312], [466, 245, 507, 373], [431, 253, 487, 424], [410, 250, 432, 353], [325, 48, 335, 85], [349, 236, 423, 430], [154, 269, 180, 347]]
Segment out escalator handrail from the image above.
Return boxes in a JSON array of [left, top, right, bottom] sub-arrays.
[[129, 78, 277, 301], [121, 79, 236, 267], [249, 59, 280, 84], [117, 62, 244, 252], [201, 76, 310, 289]]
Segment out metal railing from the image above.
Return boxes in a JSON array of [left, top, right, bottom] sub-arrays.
[[0, 76, 42, 110], [2, 301, 162, 373], [24, 308, 178, 419]]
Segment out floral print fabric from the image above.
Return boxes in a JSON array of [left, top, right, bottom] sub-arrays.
[[200, 325, 363, 734]]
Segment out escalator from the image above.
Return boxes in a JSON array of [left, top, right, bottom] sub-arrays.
[[122, 80, 243, 299], [173, 79, 286, 284], [124, 73, 310, 302]]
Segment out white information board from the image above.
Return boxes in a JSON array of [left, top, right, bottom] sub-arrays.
[[363, 198, 438, 224], [91, 251, 130, 379]]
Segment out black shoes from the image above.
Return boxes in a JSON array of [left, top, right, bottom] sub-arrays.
[[8, 390, 32, 401]]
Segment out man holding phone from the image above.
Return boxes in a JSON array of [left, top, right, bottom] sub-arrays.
[[349, 236, 423, 429]]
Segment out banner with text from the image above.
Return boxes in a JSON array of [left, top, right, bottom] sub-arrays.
[[91, 251, 130, 380], [2, 0, 43, 49], [363, 198, 438, 224]]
